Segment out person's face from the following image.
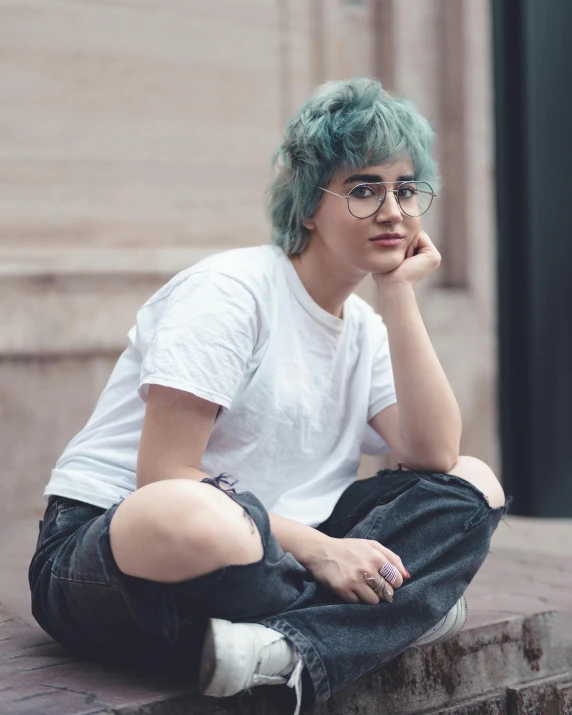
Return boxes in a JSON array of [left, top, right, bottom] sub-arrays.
[[303, 157, 421, 277]]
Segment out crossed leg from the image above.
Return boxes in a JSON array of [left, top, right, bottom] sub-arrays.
[[398, 455, 506, 509]]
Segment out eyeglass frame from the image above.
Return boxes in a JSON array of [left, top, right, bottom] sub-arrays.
[[318, 180, 437, 219]]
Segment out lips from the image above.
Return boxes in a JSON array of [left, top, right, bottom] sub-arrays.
[[369, 233, 404, 247], [369, 234, 404, 241]]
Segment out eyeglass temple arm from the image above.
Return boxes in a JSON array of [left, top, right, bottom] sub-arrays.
[[319, 187, 348, 199]]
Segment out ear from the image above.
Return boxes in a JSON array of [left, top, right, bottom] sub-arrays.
[[302, 217, 316, 230]]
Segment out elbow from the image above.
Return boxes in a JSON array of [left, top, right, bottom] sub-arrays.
[[432, 427, 462, 473], [432, 439, 460, 474], [435, 452, 459, 474], [399, 424, 461, 474], [403, 445, 460, 475]]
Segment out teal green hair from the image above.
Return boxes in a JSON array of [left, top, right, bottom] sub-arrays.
[[267, 77, 439, 255]]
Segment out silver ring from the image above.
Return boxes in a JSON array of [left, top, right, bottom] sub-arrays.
[[381, 579, 393, 602], [377, 576, 393, 603], [364, 572, 393, 603], [363, 572, 381, 591]]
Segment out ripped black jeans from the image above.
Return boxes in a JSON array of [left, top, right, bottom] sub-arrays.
[[28, 469, 511, 709]]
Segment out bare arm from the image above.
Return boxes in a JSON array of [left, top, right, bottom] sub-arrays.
[[137, 384, 328, 566], [136, 384, 219, 489], [372, 281, 461, 472]]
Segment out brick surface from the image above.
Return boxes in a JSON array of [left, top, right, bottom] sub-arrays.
[[0, 685, 111, 715], [556, 680, 572, 713], [2, 599, 568, 715], [0, 605, 272, 715], [506, 673, 572, 714], [434, 694, 508, 714]]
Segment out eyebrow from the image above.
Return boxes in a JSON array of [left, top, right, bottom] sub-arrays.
[[343, 172, 416, 184]]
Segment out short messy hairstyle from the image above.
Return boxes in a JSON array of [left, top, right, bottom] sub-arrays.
[[267, 77, 439, 255]]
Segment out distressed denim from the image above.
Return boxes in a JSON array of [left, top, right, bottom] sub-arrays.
[[28, 469, 511, 710]]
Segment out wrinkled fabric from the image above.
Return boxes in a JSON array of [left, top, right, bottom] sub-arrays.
[[29, 469, 510, 710], [44, 244, 396, 526]]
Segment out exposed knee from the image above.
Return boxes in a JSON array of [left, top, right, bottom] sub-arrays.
[[448, 456, 506, 509], [109, 479, 263, 583]]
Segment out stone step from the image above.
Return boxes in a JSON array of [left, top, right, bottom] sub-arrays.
[[313, 611, 572, 714], [506, 673, 572, 715], [2, 602, 571, 715]]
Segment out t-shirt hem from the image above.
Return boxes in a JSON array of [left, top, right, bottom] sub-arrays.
[[138, 376, 232, 408], [43, 486, 130, 511], [367, 395, 398, 422]]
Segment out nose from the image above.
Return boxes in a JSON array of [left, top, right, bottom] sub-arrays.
[[375, 190, 403, 225]]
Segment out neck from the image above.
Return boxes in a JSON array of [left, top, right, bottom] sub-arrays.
[[288, 239, 365, 319]]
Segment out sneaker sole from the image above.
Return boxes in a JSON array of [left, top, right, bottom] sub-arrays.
[[198, 619, 218, 695], [411, 595, 468, 648]]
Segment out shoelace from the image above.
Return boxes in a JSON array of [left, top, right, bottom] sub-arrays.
[[286, 655, 304, 715], [256, 639, 303, 715], [256, 636, 295, 677]]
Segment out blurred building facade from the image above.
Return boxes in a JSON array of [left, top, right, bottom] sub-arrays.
[[0, 0, 498, 516]]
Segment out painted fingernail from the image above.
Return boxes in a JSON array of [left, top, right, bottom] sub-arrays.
[[404, 569, 412, 579]]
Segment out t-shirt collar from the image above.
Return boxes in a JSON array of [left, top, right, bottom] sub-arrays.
[[272, 246, 346, 331]]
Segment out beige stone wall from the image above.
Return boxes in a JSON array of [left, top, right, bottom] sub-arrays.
[[0, 0, 500, 515], [0, 0, 282, 251]]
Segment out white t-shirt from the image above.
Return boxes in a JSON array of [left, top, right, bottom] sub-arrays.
[[44, 244, 397, 527]]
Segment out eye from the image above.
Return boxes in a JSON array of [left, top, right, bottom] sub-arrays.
[[398, 184, 417, 200], [350, 184, 377, 199]]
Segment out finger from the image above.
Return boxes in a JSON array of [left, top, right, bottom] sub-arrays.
[[367, 541, 409, 579], [341, 590, 362, 604], [378, 579, 395, 603], [378, 559, 404, 588], [355, 585, 381, 606], [367, 553, 403, 588], [415, 231, 437, 254], [364, 576, 394, 603]]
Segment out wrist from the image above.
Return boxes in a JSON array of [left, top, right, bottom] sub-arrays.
[[268, 511, 332, 567], [376, 280, 416, 315], [296, 530, 332, 568]]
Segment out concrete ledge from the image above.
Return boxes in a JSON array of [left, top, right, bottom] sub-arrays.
[[2, 603, 571, 715], [4, 524, 572, 714], [0, 248, 219, 278], [0, 247, 221, 356]]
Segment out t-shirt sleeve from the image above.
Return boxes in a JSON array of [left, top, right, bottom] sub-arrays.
[[137, 271, 260, 409], [367, 312, 397, 422]]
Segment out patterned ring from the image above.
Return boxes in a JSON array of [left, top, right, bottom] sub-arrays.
[[380, 578, 393, 603], [379, 561, 400, 586], [363, 572, 382, 591], [373, 576, 393, 603]]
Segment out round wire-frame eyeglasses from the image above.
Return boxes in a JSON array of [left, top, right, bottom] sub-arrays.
[[318, 181, 437, 218]]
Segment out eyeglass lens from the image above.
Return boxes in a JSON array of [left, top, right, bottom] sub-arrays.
[[347, 182, 434, 218]]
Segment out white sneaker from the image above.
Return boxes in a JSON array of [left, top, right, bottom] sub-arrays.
[[198, 597, 467, 710], [409, 594, 468, 649], [199, 618, 304, 714]]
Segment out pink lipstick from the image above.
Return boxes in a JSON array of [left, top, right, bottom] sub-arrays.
[[369, 233, 404, 247]]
